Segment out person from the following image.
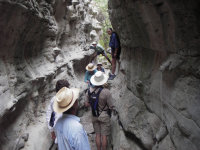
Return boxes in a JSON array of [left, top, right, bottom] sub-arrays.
[[107, 28, 121, 80], [46, 79, 70, 143], [90, 42, 111, 64], [53, 87, 91, 150], [84, 63, 97, 86], [85, 71, 113, 150], [97, 62, 105, 73]]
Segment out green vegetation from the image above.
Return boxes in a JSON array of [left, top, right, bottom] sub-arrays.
[[93, 0, 112, 51], [93, 0, 112, 63]]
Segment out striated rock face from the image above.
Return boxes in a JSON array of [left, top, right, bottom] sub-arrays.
[[0, 0, 101, 149], [108, 0, 200, 150]]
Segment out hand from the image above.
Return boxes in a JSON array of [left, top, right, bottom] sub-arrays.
[[51, 132, 56, 140], [86, 81, 90, 84], [114, 53, 117, 57], [84, 101, 90, 107]]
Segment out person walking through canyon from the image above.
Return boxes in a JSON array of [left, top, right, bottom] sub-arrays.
[[85, 71, 113, 150], [97, 61, 105, 73], [90, 41, 111, 64], [53, 87, 91, 150], [46, 79, 70, 145], [84, 63, 97, 87], [107, 28, 121, 80]]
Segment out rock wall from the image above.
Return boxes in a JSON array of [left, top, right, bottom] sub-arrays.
[[108, 0, 200, 150], [0, 0, 101, 149]]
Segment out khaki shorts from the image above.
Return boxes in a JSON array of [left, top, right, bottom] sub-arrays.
[[92, 112, 111, 136]]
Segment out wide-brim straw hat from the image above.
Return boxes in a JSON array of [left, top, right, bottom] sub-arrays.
[[53, 87, 80, 113], [90, 71, 108, 86], [86, 63, 97, 71]]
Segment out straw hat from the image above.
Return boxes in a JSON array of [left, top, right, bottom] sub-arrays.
[[90, 71, 108, 86], [53, 87, 80, 113], [86, 63, 97, 71]]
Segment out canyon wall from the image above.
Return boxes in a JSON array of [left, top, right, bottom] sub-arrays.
[[108, 0, 200, 150], [0, 0, 101, 149]]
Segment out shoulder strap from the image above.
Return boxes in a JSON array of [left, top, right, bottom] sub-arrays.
[[93, 87, 104, 111], [88, 87, 98, 96]]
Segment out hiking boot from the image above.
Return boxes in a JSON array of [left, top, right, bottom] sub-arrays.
[[108, 74, 116, 80]]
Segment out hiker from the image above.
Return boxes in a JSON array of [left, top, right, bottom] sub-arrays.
[[97, 62, 105, 73], [90, 42, 111, 64], [53, 87, 91, 150], [84, 63, 97, 87], [85, 71, 113, 150], [46, 79, 70, 144], [107, 28, 121, 80]]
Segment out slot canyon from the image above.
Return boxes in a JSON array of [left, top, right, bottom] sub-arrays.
[[0, 0, 199, 150]]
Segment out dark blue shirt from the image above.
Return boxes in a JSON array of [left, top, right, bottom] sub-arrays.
[[109, 32, 120, 50]]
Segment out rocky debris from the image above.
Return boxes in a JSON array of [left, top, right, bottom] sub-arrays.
[[13, 133, 29, 150], [108, 0, 200, 149]]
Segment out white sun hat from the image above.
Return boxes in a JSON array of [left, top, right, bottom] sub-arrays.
[[92, 41, 97, 45], [53, 87, 80, 113], [86, 63, 97, 71], [90, 71, 108, 86], [97, 61, 102, 66]]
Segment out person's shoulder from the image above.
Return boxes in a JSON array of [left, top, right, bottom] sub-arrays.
[[102, 88, 111, 94], [112, 32, 117, 36], [69, 119, 83, 133]]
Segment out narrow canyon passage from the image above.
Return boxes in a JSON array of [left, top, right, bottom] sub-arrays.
[[0, 0, 200, 150]]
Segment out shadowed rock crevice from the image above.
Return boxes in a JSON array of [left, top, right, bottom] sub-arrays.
[[108, 0, 200, 150]]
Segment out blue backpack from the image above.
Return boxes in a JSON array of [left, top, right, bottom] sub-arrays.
[[88, 87, 103, 117]]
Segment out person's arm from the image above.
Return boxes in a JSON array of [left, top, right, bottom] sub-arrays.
[[84, 89, 90, 107], [104, 54, 111, 64], [46, 99, 54, 132], [84, 71, 89, 83], [107, 91, 114, 109], [46, 98, 56, 140]]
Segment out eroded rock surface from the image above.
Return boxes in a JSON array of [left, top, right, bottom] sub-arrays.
[[108, 0, 200, 150], [0, 0, 101, 149]]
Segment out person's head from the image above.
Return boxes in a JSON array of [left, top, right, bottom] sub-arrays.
[[53, 87, 80, 115], [97, 62, 102, 70], [86, 63, 96, 74], [56, 80, 70, 92], [92, 41, 97, 47], [90, 71, 108, 87], [107, 28, 113, 35]]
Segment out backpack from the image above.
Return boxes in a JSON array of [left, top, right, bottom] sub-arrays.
[[88, 87, 103, 117]]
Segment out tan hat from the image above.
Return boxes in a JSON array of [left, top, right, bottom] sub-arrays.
[[92, 41, 97, 45], [86, 63, 97, 71], [53, 87, 80, 113], [90, 71, 108, 86]]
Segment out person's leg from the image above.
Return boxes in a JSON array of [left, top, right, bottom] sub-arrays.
[[93, 119, 101, 150], [111, 57, 116, 74], [100, 115, 111, 150], [101, 135, 107, 150], [96, 133, 101, 150]]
